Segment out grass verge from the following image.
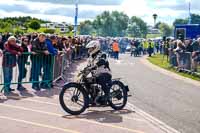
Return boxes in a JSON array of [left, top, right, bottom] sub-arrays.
[[147, 54, 200, 81]]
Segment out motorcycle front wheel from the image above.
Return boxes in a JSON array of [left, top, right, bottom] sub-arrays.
[[109, 80, 128, 110], [59, 83, 89, 115]]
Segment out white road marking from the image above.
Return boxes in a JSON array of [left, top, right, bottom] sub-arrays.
[[0, 115, 80, 133], [127, 103, 180, 133]]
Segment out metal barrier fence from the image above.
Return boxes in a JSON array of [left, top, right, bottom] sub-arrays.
[[0, 46, 89, 94], [52, 52, 69, 83], [0, 52, 61, 92], [169, 51, 200, 77]]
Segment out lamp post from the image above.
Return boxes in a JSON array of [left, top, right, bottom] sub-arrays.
[[153, 14, 158, 28], [186, 0, 192, 24], [74, 0, 78, 37]]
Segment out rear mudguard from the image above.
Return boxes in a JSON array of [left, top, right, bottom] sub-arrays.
[[112, 79, 129, 92]]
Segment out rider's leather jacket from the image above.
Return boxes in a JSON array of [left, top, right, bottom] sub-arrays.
[[88, 50, 108, 67], [87, 50, 111, 77]]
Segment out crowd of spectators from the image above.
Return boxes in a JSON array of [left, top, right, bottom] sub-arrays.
[[0, 33, 200, 95], [98, 37, 200, 74], [128, 37, 200, 73], [161, 38, 200, 72], [0, 32, 90, 95]]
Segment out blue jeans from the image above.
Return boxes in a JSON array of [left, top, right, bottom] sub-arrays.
[[169, 55, 177, 67], [31, 56, 42, 88], [71, 50, 75, 61], [3, 67, 13, 90], [42, 56, 53, 87], [114, 52, 119, 60], [17, 57, 27, 84]]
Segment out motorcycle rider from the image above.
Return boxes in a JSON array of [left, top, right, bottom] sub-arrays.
[[86, 40, 112, 104]]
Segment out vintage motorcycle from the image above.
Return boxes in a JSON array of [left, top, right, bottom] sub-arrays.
[[59, 66, 129, 115]]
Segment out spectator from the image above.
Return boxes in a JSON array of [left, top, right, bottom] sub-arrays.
[[112, 39, 120, 60], [185, 39, 193, 52], [41, 35, 58, 89], [163, 39, 170, 61], [130, 44, 137, 57], [192, 38, 200, 72], [71, 38, 76, 61], [174, 40, 186, 70], [63, 37, 71, 66], [46, 35, 58, 56], [169, 40, 177, 67], [147, 40, 154, 57], [56, 36, 64, 51], [142, 40, 149, 55], [2, 36, 23, 95], [31, 33, 49, 91], [76, 38, 82, 59], [0, 35, 3, 57], [159, 41, 163, 54], [155, 40, 160, 53], [0, 35, 4, 51], [17, 37, 29, 91]]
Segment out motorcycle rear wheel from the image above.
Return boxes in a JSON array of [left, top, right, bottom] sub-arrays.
[[109, 80, 128, 110]]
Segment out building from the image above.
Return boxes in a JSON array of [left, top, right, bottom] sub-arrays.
[[147, 26, 161, 34], [174, 24, 200, 39], [41, 22, 69, 33]]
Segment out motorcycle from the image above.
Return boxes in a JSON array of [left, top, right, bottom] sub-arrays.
[[59, 66, 129, 115]]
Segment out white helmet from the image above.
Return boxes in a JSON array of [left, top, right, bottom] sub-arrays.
[[86, 40, 100, 55]]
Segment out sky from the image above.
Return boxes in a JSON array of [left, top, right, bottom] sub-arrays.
[[0, 0, 199, 25]]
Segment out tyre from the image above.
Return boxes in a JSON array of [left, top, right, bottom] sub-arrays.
[[59, 83, 89, 115], [109, 80, 128, 110]]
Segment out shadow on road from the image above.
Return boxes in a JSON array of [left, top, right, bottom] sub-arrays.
[[63, 109, 135, 124]]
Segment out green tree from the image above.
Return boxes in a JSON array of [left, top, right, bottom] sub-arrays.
[[111, 11, 129, 36], [173, 14, 200, 25], [93, 15, 103, 36], [191, 14, 200, 24], [43, 29, 55, 34], [158, 23, 172, 36], [79, 20, 94, 35], [0, 22, 13, 32], [28, 20, 41, 30], [127, 16, 148, 38], [127, 23, 141, 37], [173, 19, 188, 26], [68, 25, 74, 32], [99, 11, 113, 36], [155, 22, 162, 29], [92, 11, 129, 37]]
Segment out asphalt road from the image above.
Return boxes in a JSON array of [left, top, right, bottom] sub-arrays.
[[0, 58, 167, 133], [110, 54, 200, 133]]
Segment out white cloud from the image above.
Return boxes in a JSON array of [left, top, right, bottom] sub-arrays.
[[0, 0, 198, 25], [0, 9, 79, 23]]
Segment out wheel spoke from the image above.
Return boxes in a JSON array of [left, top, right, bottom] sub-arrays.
[[60, 85, 86, 115], [109, 82, 127, 110]]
